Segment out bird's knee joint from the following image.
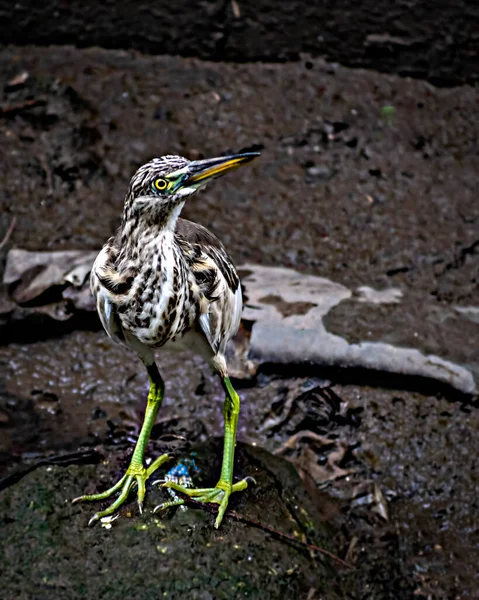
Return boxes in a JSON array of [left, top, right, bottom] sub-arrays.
[[148, 385, 164, 403], [223, 398, 240, 421]]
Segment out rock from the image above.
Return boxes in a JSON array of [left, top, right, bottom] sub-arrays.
[[0, 441, 344, 599], [306, 165, 334, 180]]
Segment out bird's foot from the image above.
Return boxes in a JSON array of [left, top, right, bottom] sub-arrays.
[[72, 453, 170, 526], [154, 476, 254, 528]]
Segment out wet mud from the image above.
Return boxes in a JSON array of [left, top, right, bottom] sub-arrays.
[[0, 45, 478, 598]]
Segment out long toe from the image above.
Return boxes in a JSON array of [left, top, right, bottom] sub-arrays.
[[73, 453, 170, 525], [153, 498, 185, 513], [72, 472, 128, 504], [215, 491, 234, 528], [85, 475, 135, 525], [160, 477, 251, 527]]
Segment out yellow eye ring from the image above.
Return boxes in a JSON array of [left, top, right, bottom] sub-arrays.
[[154, 178, 168, 191]]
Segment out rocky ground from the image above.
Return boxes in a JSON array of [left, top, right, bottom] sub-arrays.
[[0, 45, 478, 599], [1, 441, 348, 600]]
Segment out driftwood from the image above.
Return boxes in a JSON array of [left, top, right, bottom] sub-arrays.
[[2, 249, 476, 395]]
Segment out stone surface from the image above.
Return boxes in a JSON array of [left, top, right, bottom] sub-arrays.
[[0, 441, 343, 600]]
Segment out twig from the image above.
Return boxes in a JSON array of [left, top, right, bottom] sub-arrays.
[[0, 217, 17, 250], [231, 0, 241, 18], [174, 495, 352, 570], [228, 508, 353, 569], [38, 154, 54, 196], [274, 430, 336, 455], [0, 98, 46, 116]]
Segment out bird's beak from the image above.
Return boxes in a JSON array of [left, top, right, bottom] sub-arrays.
[[171, 152, 260, 191]]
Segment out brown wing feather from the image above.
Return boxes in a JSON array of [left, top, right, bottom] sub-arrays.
[[175, 218, 239, 296], [175, 218, 242, 355]]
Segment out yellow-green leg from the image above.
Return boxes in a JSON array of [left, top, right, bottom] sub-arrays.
[[73, 362, 170, 525], [157, 376, 250, 528]]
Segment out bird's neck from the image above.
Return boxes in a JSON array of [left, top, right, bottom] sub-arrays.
[[122, 196, 185, 231], [120, 201, 184, 245], [164, 201, 185, 232], [116, 202, 185, 268]]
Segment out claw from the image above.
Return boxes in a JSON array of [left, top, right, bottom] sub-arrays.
[[153, 499, 185, 513], [88, 513, 100, 527]]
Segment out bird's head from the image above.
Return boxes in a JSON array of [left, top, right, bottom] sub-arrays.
[[123, 152, 260, 227]]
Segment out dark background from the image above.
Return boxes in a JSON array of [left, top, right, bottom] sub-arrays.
[[1, 0, 478, 85]]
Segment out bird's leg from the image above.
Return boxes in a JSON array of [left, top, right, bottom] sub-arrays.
[[73, 362, 170, 525], [158, 376, 250, 528]]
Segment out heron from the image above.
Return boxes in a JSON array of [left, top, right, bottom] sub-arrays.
[[73, 151, 260, 528]]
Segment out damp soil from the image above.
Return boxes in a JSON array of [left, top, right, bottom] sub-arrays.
[[0, 45, 478, 599]]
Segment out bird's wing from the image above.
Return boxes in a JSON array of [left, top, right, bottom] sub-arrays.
[[90, 245, 125, 342], [175, 218, 242, 355]]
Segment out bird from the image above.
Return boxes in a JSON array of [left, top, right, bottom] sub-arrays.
[[72, 151, 260, 528]]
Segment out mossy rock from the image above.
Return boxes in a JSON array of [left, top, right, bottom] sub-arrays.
[[0, 440, 345, 599]]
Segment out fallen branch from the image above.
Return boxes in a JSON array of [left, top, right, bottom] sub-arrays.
[[3, 250, 475, 397], [0, 98, 46, 116], [229, 507, 353, 569], [0, 217, 16, 250]]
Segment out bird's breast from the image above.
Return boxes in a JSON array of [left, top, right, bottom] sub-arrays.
[[112, 240, 200, 348]]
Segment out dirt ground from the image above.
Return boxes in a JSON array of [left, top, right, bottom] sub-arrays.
[[0, 45, 478, 599], [1, 0, 477, 86]]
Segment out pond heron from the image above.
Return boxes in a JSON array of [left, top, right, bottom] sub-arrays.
[[73, 151, 260, 527]]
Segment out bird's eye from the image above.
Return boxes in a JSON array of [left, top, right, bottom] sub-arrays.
[[154, 178, 168, 191]]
